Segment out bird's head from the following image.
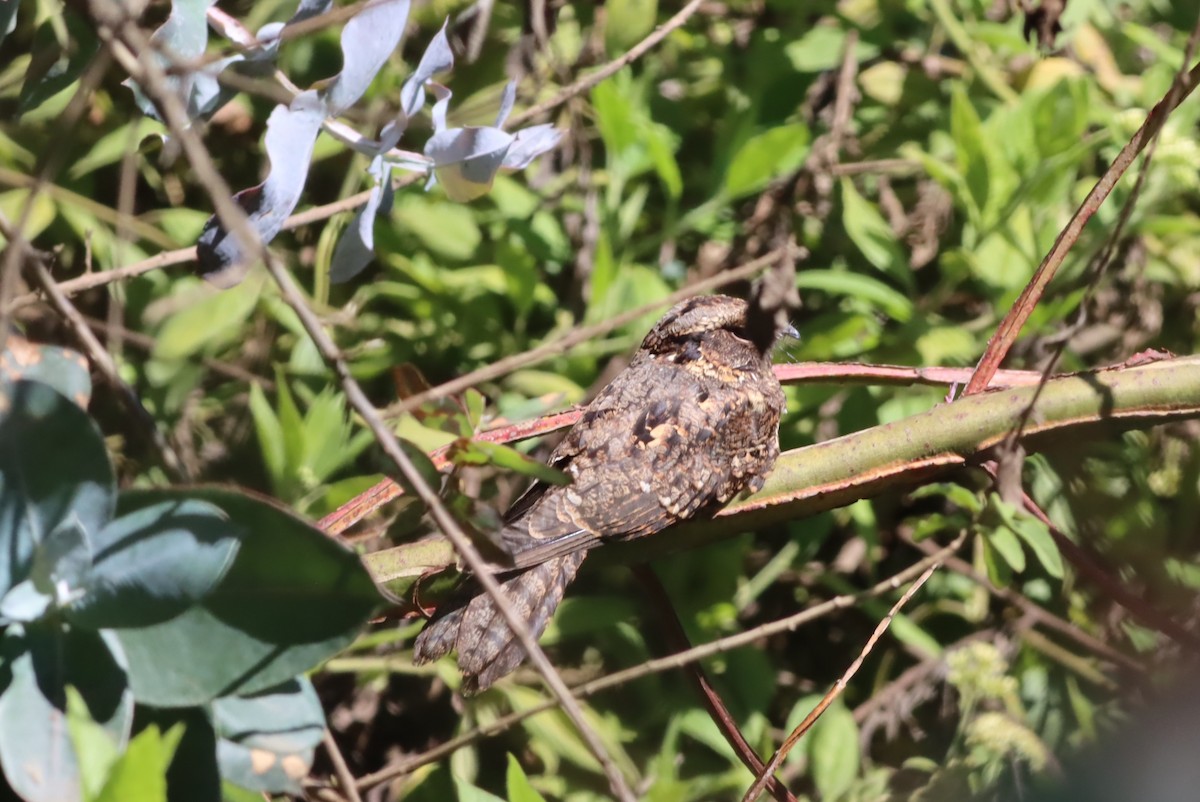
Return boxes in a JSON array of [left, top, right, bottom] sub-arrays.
[[639, 295, 798, 361]]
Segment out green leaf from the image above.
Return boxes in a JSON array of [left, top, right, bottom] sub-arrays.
[[248, 383, 287, 496], [796, 269, 914, 323], [505, 754, 547, 802], [68, 118, 163, 179], [604, 0, 657, 56], [451, 441, 571, 486], [68, 499, 242, 629], [110, 488, 381, 706], [722, 123, 811, 200], [809, 700, 861, 801], [782, 694, 823, 769], [134, 707, 220, 802], [840, 179, 914, 291], [212, 677, 324, 794], [0, 625, 133, 802], [983, 522, 1026, 574], [0, 339, 92, 407], [394, 196, 482, 260], [454, 776, 507, 802], [92, 722, 185, 802], [784, 25, 879, 72], [66, 686, 120, 801], [950, 83, 989, 225], [0, 381, 114, 600], [19, 16, 100, 114], [152, 276, 263, 361], [0, 189, 57, 241], [996, 498, 1063, 579]]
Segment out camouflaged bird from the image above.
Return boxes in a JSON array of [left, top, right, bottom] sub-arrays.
[[413, 295, 794, 693]]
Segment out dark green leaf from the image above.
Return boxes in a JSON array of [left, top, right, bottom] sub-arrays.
[[0, 514, 92, 623], [0, 339, 91, 407], [110, 488, 381, 706], [0, 381, 114, 600], [19, 15, 100, 114], [451, 441, 570, 486], [212, 677, 324, 794], [69, 499, 242, 629], [0, 625, 132, 802]]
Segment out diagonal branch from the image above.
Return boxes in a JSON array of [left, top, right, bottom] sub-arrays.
[[88, 4, 636, 797], [964, 40, 1200, 395]]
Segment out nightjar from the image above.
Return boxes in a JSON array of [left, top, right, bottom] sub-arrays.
[[413, 294, 794, 692]]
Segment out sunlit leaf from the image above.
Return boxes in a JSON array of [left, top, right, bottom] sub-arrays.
[[195, 94, 324, 287]]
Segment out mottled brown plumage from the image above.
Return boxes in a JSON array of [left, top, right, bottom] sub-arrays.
[[413, 295, 792, 692]]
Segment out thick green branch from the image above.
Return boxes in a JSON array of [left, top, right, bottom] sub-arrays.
[[366, 357, 1200, 586]]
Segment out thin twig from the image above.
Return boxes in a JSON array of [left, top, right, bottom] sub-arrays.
[[741, 561, 943, 802], [506, 0, 707, 128], [322, 730, 364, 802], [356, 537, 963, 791], [23, 248, 190, 481], [380, 245, 799, 419]]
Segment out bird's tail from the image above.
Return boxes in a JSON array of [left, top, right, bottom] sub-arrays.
[[412, 551, 588, 693]]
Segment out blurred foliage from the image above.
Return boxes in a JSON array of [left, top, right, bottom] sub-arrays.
[[4, 0, 1200, 800]]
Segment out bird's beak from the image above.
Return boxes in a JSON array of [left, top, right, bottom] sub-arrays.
[[780, 324, 800, 341]]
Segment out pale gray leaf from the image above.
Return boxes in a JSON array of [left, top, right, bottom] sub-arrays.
[[425, 126, 512, 202], [323, 0, 410, 115], [329, 122, 403, 282], [494, 80, 516, 128], [399, 18, 453, 117], [195, 92, 325, 287], [502, 123, 562, 169]]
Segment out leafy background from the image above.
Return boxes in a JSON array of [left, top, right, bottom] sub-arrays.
[[3, 0, 1200, 800]]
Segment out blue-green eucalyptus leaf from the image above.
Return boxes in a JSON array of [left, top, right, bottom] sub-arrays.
[[109, 488, 381, 706], [322, 0, 410, 114], [0, 514, 94, 622], [68, 499, 242, 629], [0, 338, 90, 408], [0, 381, 113, 600], [123, 0, 220, 121], [0, 624, 132, 802], [212, 677, 324, 793], [399, 18, 453, 118]]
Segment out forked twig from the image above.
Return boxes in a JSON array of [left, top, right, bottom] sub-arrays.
[[741, 561, 943, 802]]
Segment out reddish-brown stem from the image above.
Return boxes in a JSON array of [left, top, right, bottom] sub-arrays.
[[964, 58, 1200, 395]]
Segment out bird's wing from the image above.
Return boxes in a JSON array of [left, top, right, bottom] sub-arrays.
[[504, 371, 761, 568]]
